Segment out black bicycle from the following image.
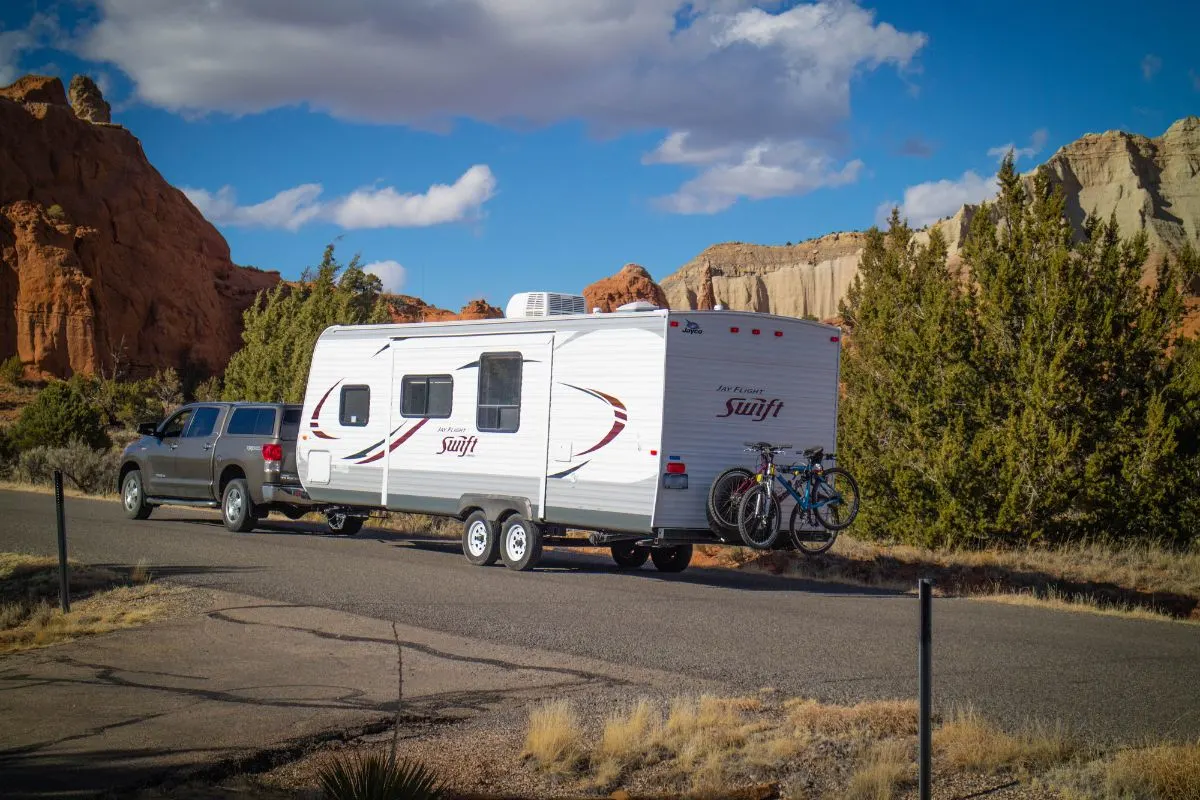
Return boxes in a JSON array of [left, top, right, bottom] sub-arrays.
[[730, 443, 860, 553]]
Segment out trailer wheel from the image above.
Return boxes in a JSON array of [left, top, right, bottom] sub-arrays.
[[463, 511, 500, 566], [500, 514, 542, 571], [651, 544, 692, 573], [610, 541, 650, 569]]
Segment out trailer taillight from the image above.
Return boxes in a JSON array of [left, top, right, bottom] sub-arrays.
[[663, 459, 688, 489], [666, 462, 687, 474], [262, 443, 283, 462]]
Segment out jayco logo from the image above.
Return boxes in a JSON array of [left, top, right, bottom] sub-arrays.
[[717, 397, 784, 422], [437, 435, 479, 457], [682, 319, 703, 335]]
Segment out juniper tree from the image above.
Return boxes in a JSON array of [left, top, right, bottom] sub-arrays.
[[222, 245, 390, 403]]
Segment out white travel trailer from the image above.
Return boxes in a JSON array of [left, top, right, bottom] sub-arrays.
[[296, 293, 841, 573]]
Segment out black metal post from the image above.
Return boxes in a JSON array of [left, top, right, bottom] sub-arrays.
[[919, 577, 932, 800], [54, 470, 70, 613]]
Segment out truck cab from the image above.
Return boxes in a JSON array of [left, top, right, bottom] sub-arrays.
[[118, 401, 367, 534]]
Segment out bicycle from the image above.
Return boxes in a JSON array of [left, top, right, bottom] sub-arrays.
[[734, 443, 860, 553], [706, 441, 786, 539]]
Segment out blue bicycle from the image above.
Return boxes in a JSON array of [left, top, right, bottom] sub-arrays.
[[735, 444, 860, 553]]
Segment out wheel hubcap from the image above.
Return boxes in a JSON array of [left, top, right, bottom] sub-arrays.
[[467, 521, 489, 557], [507, 526, 527, 561], [329, 512, 345, 530], [124, 480, 138, 509], [226, 488, 242, 521]]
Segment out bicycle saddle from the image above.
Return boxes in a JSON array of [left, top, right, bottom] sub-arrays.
[[803, 446, 825, 461]]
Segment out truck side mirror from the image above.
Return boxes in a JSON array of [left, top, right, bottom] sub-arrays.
[[137, 421, 160, 437]]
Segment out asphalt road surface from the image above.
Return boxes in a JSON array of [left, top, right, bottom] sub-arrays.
[[2, 489, 1197, 743]]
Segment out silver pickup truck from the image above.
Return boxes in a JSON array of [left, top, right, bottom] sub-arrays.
[[117, 401, 368, 535]]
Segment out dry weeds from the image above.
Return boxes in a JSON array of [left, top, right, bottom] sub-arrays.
[[842, 739, 912, 800], [935, 707, 1077, 774], [522, 699, 584, 775], [1103, 741, 1200, 800], [786, 698, 918, 738], [0, 552, 188, 654]]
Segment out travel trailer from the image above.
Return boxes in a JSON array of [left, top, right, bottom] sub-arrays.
[[296, 293, 841, 573]]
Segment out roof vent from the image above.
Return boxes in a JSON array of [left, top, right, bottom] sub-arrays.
[[616, 300, 660, 312], [505, 292, 587, 318]]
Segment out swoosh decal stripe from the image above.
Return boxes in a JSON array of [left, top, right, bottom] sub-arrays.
[[574, 421, 625, 457], [312, 379, 343, 419]]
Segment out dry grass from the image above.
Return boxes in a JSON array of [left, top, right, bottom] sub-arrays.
[[1104, 741, 1200, 800], [842, 739, 911, 800], [0, 552, 186, 654], [593, 699, 663, 784], [522, 699, 584, 775], [786, 698, 918, 738], [697, 533, 1200, 623], [980, 587, 1189, 624], [935, 707, 1077, 774]]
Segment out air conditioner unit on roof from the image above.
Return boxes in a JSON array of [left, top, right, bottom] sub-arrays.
[[505, 292, 588, 318]]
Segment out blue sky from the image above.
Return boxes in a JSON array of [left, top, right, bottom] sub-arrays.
[[2, 1, 1196, 311]]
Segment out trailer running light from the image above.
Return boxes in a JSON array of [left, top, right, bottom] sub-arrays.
[[670, 320, 679, 327], [752, 329, 761, 335], [774, 331, 783, 337], [830, 336, 840, 343], [730, 326, 739, 333], [261, 443, 283, 462], [666, 462, 687, 474]]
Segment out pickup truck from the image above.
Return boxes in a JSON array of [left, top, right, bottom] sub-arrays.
[[118, 401, 368, 534]]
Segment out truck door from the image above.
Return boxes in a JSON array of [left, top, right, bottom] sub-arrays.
[[145, 407, 193, 496], [172, 405, 224, 499]]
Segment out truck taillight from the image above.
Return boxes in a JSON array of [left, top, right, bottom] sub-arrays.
[[262, 443, 283, 462]]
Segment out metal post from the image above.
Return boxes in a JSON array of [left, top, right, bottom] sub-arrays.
[[918, 578, 932, 800], [54, 470, 70, 614]]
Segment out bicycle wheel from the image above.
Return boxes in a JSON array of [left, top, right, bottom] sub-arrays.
[[736, 482, 781, 549], [707, 467, 753, 534], [812, 468, 860, 531], [788, 504, 837, 554]]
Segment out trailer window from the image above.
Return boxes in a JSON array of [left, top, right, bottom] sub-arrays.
[[401, 375, 453, 418], [477, 353, 521, 433], [227, 407, 276, 436], [340, 385, 370, 427]]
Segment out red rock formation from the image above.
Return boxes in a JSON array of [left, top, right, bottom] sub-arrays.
[[583, 263, 669, 312], [0, 75, 279, 379], [386, 295, 502, 323]]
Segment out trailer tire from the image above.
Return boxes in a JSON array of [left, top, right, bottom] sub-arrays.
[[222, 478, 258, 533], [651, 544, 692, 573], [463, 511, 500, 566], [610, 541, 650, 569], [499, 514, 542, 571]]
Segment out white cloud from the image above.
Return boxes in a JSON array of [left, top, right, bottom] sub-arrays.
[[877, 170, 999, 229], [181, 165, 495, 231], [328, 165, 496, 229], [0, 13, 56, 86], [74, 0, 925, 212], [987, 127, 1048, 163], [1141, 54, 1162, 81], [654, 138, 864, 214], [364, 260, 407, 294]]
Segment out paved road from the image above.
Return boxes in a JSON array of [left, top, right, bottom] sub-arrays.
[[2, 489, 1197, 742]]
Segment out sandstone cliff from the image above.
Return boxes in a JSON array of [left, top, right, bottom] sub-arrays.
[[386, 295, 503, 323], [583, 263, 669, 312], [662, 117, 1200, 320], [0, 75, 279, 379]]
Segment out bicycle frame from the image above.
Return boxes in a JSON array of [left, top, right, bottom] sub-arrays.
[[755, 462, 839, 516]]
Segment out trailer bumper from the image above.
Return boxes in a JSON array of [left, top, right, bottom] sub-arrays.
[[261, 484, 317, 506]]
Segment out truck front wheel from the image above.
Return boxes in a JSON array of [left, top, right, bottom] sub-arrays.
[[122, 470, 153, 520], [222, 478, 259, 533]]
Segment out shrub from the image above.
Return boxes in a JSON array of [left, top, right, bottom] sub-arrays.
[[46, 204, 66, 222], [193, 375, 222, 402], [17, 441, 120, 494], [9, 381, 109, 452], [0, 356, 22, 385], [316, 751, 445, 800]]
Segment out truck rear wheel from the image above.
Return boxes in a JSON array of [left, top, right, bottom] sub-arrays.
[[611, 541, 649, 569], [500, 514, 542, 571], [462, 511, 499, 566], [651, 544, 692, 573], [222, 478, 258, 533]]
